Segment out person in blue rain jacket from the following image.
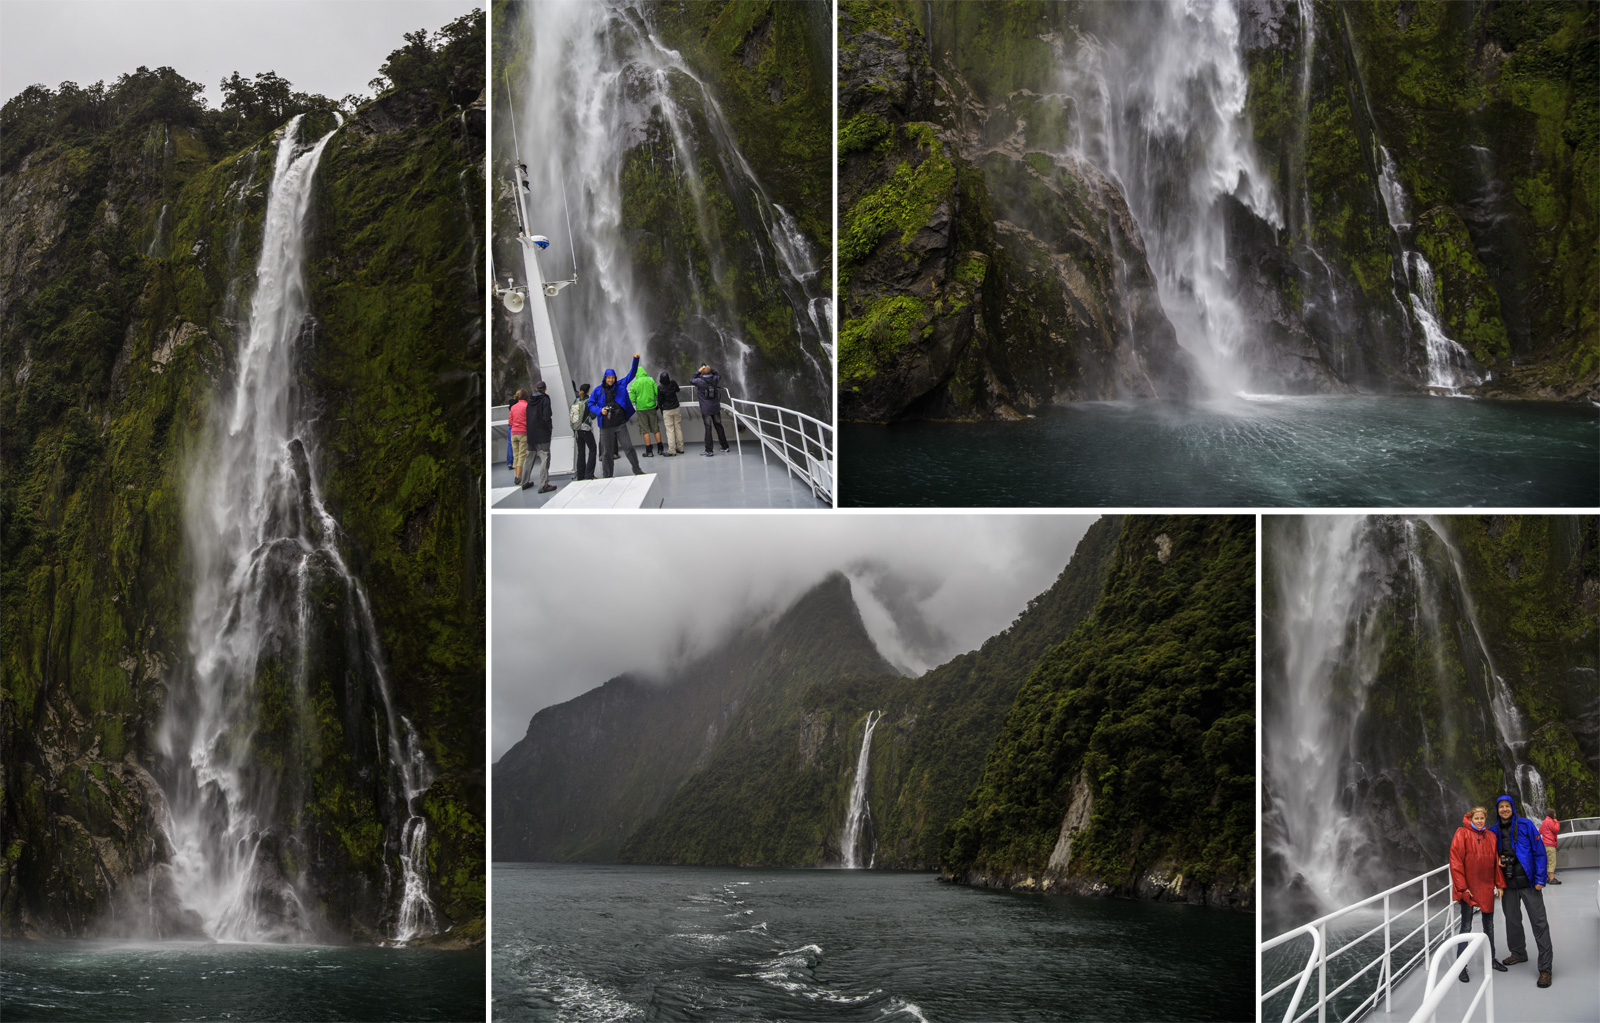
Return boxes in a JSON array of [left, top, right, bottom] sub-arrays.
[[1489, 793, 1552, 987], [587, 354, 643, 478]]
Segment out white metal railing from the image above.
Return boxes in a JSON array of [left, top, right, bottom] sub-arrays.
[[1411, 932, 1494, 1023], [492, 387, 833, 503], [1260, 828, 1598, 1023]]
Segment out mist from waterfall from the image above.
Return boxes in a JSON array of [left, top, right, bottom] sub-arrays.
[[1056, 0, 1282, 396], [1264, 515, 1548, 919], [840, 710, 882, 869], [510, 0, 829, 414], [161, 114, 437, 944]]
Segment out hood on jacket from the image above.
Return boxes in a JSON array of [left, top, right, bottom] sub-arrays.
[[1495, 793, 1521, 822], [602, 368, 619, 384], [1462, 811, 1487, 832]]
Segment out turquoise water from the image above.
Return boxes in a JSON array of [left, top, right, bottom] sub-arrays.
[[841, 396, 1599, 507], [0, 940, 483, 1021], [494, 862, 1252, 1022]]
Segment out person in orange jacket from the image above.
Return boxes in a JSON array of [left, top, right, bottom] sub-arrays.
[[1448, 805, 1507, 983]]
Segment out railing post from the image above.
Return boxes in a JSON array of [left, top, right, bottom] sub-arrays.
[[1383, 891, 1392, 1013], [1318, 919, 1327, 1023], [1421, 872, 1430, 973]]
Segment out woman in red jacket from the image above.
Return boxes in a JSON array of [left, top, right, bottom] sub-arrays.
[[1449, 805, 1507, 982]]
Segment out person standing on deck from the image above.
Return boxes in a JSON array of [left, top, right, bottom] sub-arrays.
[[521, 381, 555, 493], [630, 365, 662, 458], [571, 383, 597, 481], [692, 364, 729, 456], [1538, 809, 1561, 883], [1448, 805, 1506, 984], [1491, 794, 1552, 987], [588, 355, 644, 478], [509, 389, 530, 485], [658, 371, 684, 456]]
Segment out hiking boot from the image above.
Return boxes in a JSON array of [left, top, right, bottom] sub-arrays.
[[1537, 971, 1551, 988], [539, 485, 556, 493], [720, 444, 730, 452], [642, 448, 653, 457], [1501, 954, 1528, 966], [1492, 959, 1507, 972], [1458, 969, 1469, 983], [1547, 877, 1561, 884], [656, 442, 665, 454]]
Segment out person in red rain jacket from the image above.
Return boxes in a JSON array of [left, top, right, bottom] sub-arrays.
[[1449, 805, 1507, 983], [1538, 809, 1561, 884]]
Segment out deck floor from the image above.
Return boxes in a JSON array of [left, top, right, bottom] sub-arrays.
[[1361, 867, 1597, 1023], [490, 425, 827, 510]]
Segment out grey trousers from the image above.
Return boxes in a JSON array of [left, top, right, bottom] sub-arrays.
[[1501, 885, 1553, 971], [521, 443, 550, 489], [600, 424, 641, 477]]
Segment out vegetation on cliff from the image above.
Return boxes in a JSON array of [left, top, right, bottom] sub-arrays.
[[0, 11, 485, 941], [942, 517, 1256, 903]]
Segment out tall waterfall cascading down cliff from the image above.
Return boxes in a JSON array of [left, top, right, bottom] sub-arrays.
[[160, 115, 437, 943], [1263, 515, 1550, 920], [510, 0, 829, 414], [1056, 0, 1283, 396], [840, 710, 882, 869]]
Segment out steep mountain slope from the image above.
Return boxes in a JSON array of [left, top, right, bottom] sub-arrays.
[[492, 573, 895, 862], [0, 16, 485, 941], [942, 517, 1255, 908]]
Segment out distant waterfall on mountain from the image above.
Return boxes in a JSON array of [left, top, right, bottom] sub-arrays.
[[1056, 0, 1282, 396], [160, 115, 437, 943], [1263, 515, 1548, 919], [511, 0, 829, 414], [841, 710, 882, 869]]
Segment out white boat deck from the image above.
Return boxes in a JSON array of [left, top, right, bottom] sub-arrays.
[[1359, 867, 1597, 1023]]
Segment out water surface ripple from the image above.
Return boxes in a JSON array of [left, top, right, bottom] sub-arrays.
[[493, 862, 1251, 1022], [840, 397, 1599, 507]]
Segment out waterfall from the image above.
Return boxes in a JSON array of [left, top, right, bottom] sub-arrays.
[[147, 204, 168, 257], [161, 114, 437, 944], [1264, 516, 1548, 916], [1056, 0, 1282, 396], [840, 710, 882, 869], [510, 0, 829, 414]]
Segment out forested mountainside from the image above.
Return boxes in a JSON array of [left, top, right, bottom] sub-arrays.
[[839, 0, 1597, 422], [1263, 515, 1598, 913], [1, 13, 486, 943], [942, 517, 1256, 908], [491, 0, 833, 416], [499, 516, 1252, 909]]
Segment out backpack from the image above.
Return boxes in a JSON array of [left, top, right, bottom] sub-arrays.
[[570, 398, 588, 429]]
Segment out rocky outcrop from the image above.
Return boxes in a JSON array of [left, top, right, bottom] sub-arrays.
[[839, 2, 1197, 421]]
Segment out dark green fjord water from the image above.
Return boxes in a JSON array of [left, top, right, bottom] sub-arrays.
[[841, 396, 1599, 507], [493, 863, 1252, 1022], [0, 941, 484, 1021]]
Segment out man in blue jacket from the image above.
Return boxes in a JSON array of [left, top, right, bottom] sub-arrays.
[[1490, 793, 1552, 987], [587, 354, 644, 478]]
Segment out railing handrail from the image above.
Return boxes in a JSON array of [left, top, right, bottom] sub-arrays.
[[1261, 923, 1323, 1023], [1408, 932, 1493, 1023]]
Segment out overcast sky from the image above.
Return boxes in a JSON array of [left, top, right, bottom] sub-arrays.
[[492, 514, 1098, 760], [1, 1, 478, 106]]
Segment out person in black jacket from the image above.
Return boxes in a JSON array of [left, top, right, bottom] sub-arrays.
[[691, 364, 729, 456], [658, 371, 683, 456], [521, 381, 556, 493]]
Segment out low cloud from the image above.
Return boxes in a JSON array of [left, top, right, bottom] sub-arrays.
[[492, 514, 1097, 759]]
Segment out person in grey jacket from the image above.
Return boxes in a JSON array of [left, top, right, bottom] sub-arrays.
[[691, 364, 728, 456]]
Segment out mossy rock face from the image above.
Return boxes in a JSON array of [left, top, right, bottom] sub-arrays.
[[838, 2, 1195, 422], [2, 16, 484, 941]]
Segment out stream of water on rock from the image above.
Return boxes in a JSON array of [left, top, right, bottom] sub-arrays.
[[511, 0, 830, 415], [839, 711, 882, 870], [494, 863, 1252, 1022], [158, 114, 436, 944]]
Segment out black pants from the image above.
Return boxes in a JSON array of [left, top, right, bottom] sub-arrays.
[[600, 424, 641, 477], [1501, 884, 1553, 971], [575, 431, 597, 480], [701, 410, 727, 452], [1455, 900, 1495, 963]]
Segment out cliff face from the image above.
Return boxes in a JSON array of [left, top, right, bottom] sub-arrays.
[[841, 1, 1597, 422], [941, 517, 1256, 909], [0, 16, 485, 942], [838, 1, 1197, 422], [493, 572, 895, 863]]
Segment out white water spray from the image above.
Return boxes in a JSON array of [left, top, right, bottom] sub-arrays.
[[512, 0, 829, 413], [162, 115, 437, 944], [840, 711, 882, 869]]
